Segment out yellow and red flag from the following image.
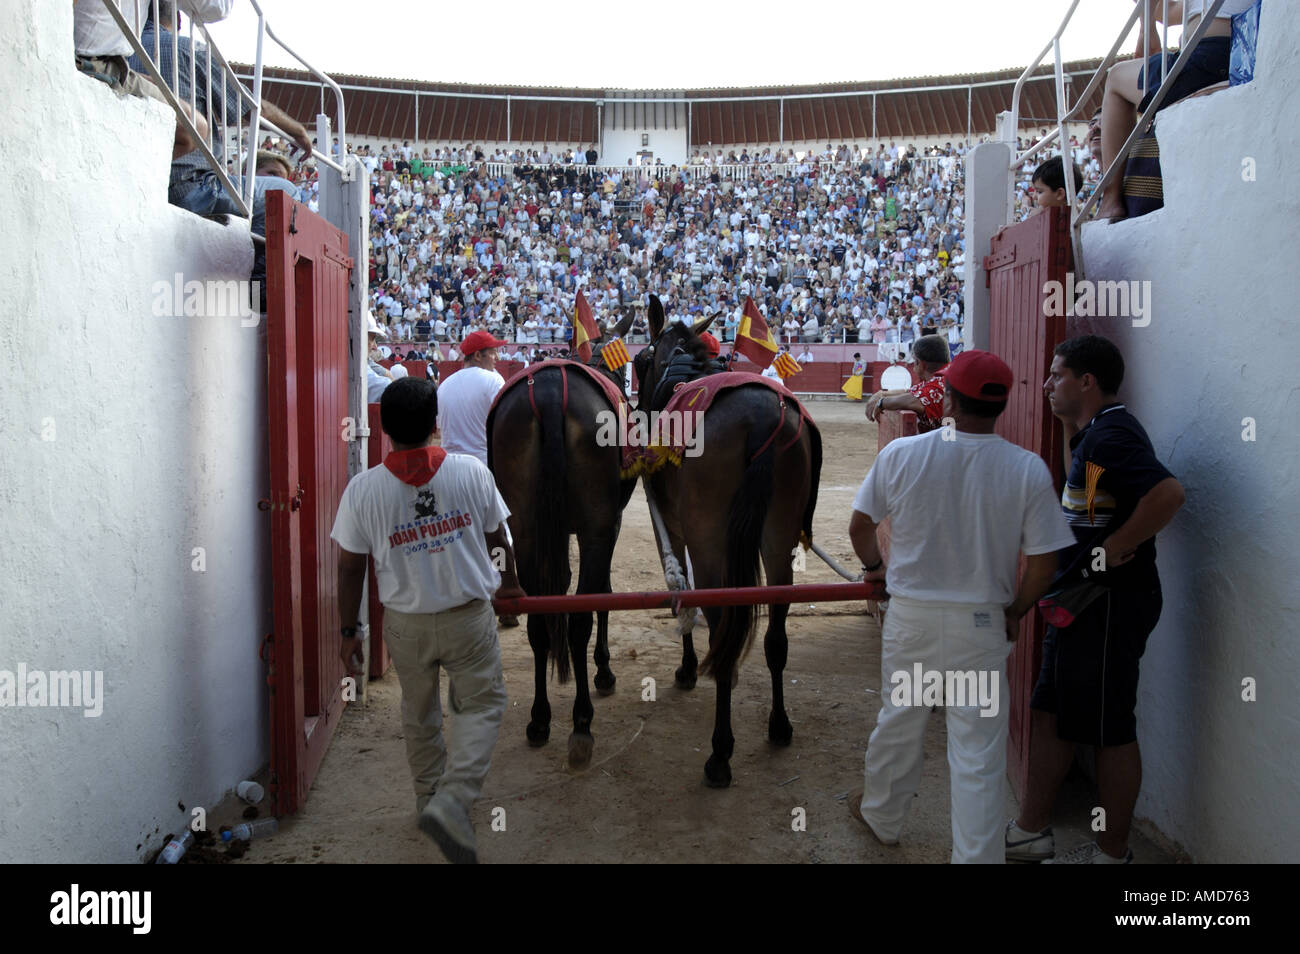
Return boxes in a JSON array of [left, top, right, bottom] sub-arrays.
[[601, 337, 631, 371], [773, 352, 802, 380], [572, 289, 602, 363], [734, 297, 779, 369]]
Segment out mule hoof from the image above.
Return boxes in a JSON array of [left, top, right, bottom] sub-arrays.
[[594, 670, 616, 696], [703, 755, 732, 788], [674, 667, 697, 691], [526, 722, 550, 747], [768, 711, 794, 746], [567, 732, 594, 768]]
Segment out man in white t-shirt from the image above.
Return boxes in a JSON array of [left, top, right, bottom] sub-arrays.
[[332, 376, 523, 864], [846, 350, 1075, 863], [437, 330, 507, 467], [437, 329, 518, 629]]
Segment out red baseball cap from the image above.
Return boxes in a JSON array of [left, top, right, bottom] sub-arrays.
[[945, 349, 1014, 401], [461, 330, 508, 356], [699, 332, 720, 358]]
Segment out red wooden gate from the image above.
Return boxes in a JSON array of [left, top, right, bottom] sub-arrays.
[[984, 205, 1071, 799], [265, 191, 354, 815], [366, 402, 393, 679]]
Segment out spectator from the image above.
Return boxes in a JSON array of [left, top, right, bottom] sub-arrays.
[[366, 313, 393, 403], [1096, 0, 1252, 220], [1010, 336, 1185, 864], [866, 334, 950, 433], [1030, 157, 1084, 214], [131, 1, 310, 282]]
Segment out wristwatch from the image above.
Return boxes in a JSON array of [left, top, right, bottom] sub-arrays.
[[340, 625, 359, 639], [862, 558, 884, 573]]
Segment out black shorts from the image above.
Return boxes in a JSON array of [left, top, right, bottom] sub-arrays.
[[1030, 583, 1163, 746]]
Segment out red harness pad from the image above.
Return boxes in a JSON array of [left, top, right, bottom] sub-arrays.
[[491, 359, 640, 477], [649, 371, 819, 469]]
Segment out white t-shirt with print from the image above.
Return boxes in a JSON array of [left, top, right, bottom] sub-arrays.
[[853, 429, 1075, 604], [330, 453, 510, 614], [436, 365, 505, 466]]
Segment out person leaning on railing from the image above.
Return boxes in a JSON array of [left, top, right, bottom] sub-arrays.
[[1096, 0, 1257, 220], [74, 0, 216, 160], [130, 1, 312, 271]]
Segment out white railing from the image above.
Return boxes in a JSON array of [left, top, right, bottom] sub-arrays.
[[101, 0, 346, 220], [1006, 0, 1230, 277], [463, 156, 958, 184]]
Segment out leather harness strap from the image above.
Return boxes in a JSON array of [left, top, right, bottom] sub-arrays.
[[748, 394, 805, 463], [525, 364, 568, 420]]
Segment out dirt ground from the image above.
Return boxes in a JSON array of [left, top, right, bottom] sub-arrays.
[[238, 400, 1178, 864]]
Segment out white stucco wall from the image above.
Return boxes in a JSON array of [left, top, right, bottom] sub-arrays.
[[1070, 5, 1300, 862], [0, 3, 270, 862]]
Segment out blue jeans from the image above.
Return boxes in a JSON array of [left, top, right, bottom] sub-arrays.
[[170, 170, 300, 240]]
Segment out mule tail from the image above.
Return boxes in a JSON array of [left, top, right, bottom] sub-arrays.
[[801, 420, 822, 548], [699, 403, 777, 684], [536, 372, 571, 683]]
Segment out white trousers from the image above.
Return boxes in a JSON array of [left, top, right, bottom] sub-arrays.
[[859, 595, 1013, 863]]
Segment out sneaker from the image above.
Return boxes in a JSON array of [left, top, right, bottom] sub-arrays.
[[419, 795, 478, 864], [1005, 819, 1054, 862], [1043, 841, 1132, 864], [848, 788, 900, 847]]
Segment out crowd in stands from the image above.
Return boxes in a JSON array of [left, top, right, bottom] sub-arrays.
[[302, 140, 974, 359]]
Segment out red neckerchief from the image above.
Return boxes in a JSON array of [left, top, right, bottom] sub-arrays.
[[383, 446, 447, 486]]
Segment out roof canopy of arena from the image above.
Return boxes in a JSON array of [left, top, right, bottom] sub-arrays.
[[237, 59, 1106, 145]]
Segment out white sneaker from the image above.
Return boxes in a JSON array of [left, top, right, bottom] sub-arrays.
[[419, 795, 478, 864], [1043, 841, 1132, 864], [1005, 819, 1055, 861]]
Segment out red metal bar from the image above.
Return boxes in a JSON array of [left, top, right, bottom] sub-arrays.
[[493, 581, 885, 615]]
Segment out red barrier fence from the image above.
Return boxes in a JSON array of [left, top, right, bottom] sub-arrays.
[[493, 580, 886, 616]]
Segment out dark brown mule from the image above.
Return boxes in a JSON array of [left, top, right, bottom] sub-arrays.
[[635, 296, 822, 787], [486, 317, 635, 767]]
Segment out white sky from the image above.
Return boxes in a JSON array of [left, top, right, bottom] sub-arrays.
[[203, 0, 1167, 89]]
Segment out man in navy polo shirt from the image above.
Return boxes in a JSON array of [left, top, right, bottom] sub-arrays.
[[1009, 335, 1185, 864]]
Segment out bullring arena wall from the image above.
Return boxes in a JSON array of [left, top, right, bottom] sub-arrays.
[[1064, 4, 1299, 863], [0, 4, 270, 862]]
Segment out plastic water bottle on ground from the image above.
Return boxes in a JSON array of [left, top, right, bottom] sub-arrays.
[[221, 818, 279, 842], [156, 830, 194, 864]]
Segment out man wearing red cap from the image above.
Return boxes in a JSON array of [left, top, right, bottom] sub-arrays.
[[439, 329, 516, 628], [437, 329, 508, 468], [847, 349, 1076, 863]]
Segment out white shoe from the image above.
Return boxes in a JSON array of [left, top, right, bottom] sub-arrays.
[[1005, 819, 1054, 862], [419, 795, 478, 864], [1043, 841, 1132, 864]]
